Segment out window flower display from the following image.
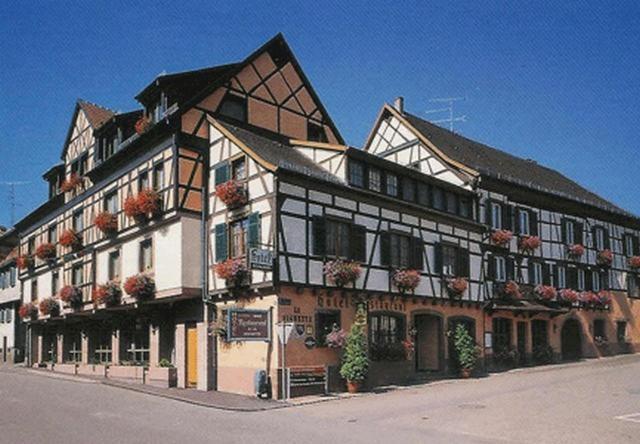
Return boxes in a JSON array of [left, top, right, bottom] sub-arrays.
[[59, 285, 83, 308], [60, 173, 82, 193], [596, 249, 613, 267], [558, 288, 579, 306], [392, 269, 421, 293], [518, 235, 541, 254], [534, 284, 557, 301], [92, 281, 122, 307], [567, 243, 585, 258], [59, 229, 82, 249], [214, 258, 248, 288], [629, 256, 640, 270], [326, 328, 348, 349], [19, 303, 38, 320], [446, 277, 468, 298], [39, 297, 60, 317], [215, 180, 248, 208], [135, 116, 152, 134], [94, 211, 118, 234], [35, 243, 56, 261], [490, 229, 513, 247], [323, 259, 362, 287], [124, 274, 156, 300], [17, 255, 34, 270], [502, 280, 522, 299]]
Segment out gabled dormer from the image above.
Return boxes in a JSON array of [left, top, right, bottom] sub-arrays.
[[93, 110, 143, 167]]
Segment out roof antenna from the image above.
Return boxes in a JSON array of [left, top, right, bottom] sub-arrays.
[[0, 181, 30, 225], [424, 97, 467, 132]]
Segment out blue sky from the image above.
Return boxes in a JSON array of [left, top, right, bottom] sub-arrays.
[[1, 1, 639, 227]]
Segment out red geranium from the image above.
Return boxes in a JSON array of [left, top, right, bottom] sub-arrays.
[[596, 249, 613, 267], [124, 274, 155, 300], [567, 244, 585, 258], [94, 211, 118, 234], [597, 290, 612, 307], [135, 116, 152, 134], [137, 189, 161, 215], [215, 180, 247, 208], [16, 255, 34, 270], [92, 281, 122, 307], [35, 243, 56, 261], [214, 258, 248, 287], [535, 285, 557, 301], [629, 256, 640, 270], [503, 280, 522, 299], [491, 230, 513, 247], [559, 288, 579, 305], [39, 298, 60, 316], [518, 235, 541, 253], [392, 269, 421, 293], [446, 277, 468, 297], [59, 285, 83, 308], [19, 303, 38, 320], [60, 173, 83, 193], [124, 195, 141, 218], [59, 229, 81, 249]]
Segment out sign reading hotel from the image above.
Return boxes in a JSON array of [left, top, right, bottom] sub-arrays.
[[249, 247, 273, 270], [227, 309, 271, 342]]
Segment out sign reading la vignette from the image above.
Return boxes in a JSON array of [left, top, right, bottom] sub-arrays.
[[227, 308, 271, 342]]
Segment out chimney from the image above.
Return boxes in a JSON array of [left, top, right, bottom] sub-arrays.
[[393, 96, 404, 113]]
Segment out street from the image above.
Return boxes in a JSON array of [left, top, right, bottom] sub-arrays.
[[2, 355, 639, 444]]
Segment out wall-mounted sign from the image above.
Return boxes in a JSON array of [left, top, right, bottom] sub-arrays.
[[304, 336, 316, 349], [484, 332, 492, 349], [276, 322, 295, 345], [249, 248, 273, 270], [227, 309, 271, 342]]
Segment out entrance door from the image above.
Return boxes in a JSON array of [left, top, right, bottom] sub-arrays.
[[517, 322, 527, 366], [415, 315, 441, 371], [186, 326, 198, 387], [561, 319, 582, 361]]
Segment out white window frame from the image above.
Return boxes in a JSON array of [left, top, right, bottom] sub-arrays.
[[495, 256, 507, 282], [531, 262, 543, 285], [491, 203, 502, 230], [557, 266, 567, 289], [592, 271, 601, 292], [594, 228, 605, 251], [566, 221, 575, 245], [577, 269, 586, 291], [625, 235, 635, 257], [519, 210, 530, 235]]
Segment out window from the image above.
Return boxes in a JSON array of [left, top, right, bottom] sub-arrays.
[[563, 219, 580, 245], [442, 244, 458, 277], [623, 234, 638, 257], [48, 225, 57, 244], [325, 219, 351, 258], [139, 239, 153, 272], [494, 256, 507, 282], [108, 250, 121, 280], [417, 183, 429, 206], [593, 227, 605, 250], [219, 93, 247, 122], [385, 173, 398, 197], [532, 320, 548, 348], [445, 192, 457, 214], [368, 168, 381, 192], [104, 191, 118, 213], [28, 237, 35, 255], [389, 233, 411, 269], [153, 94, 167, 122], [402, 178, 415, 202], [348, 161, 364, 188], [9, 267, 16, 287], [628, 274, 639, 297], [5, 308, 11, 324], [230, 218, 249, 258], [557, 266, 567, 289], [121, 321, 150, 364], [72, 264, 83, 286], [432, 187, 444, 211], [66, 330, 83, 363], [138, 171, 149, 191], [592, 270, 601, 292], [31, 280, 38, 302], [577, 269, 586, 291], [307, 122, 327, 142], [51, 272, 59, 296], [593, 319, 606, 342], [492, 318, 512, 352], [458, 197, 471, 218], [73, 211, 83, 233], [491, 202, 503, 230], [617, 321, 627, 343], [518, 209, 530, 235], [231, 157, 246, 181], [316, 311, 340, 347], [93, 329, 112, 364], [530, 262, 543, 285], [369, 313, 404, 344]]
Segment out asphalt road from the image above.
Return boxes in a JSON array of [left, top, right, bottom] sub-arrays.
[[2, 355, 640, 444]]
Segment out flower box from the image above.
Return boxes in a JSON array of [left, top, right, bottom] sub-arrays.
[[108, 365, 145, 382], [35, 243, 56, 261], [567, 244, 585, 258], [94, 211, 118, 234], [446, 277, 468, 298], [39, 298, 60, 317], [146, 366, 177, 388], [17, 255, 34, 270], [60, 173, 83, 193], [214, 258, 248, 288], [496, 280, 522, 299], [490, 229, 513, 247], [392, 269, 421, 293], [77, 364, 107, 377], [60, 285, 84, 309], [629, 256, 640, 270], [215, 180, 248, 208], [124, 190, 161, 221], [518, 235, 541, 254], [19, 303, 38, 320], [135, 116, 152, 135], [59, 229, 82, 249], [534, 284, 557, 301], [124, 274, 155, 301], [92, 281, 122, 307], [323, 259, 362, 287], [558, 288, 579, 306], [596, 249, 613, 267]]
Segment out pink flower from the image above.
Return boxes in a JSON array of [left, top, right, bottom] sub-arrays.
[[393, 269, 421, 293], [503, 280, 522, 299], [567, 244, 585, 258], [519, 235, 541, 253], [446, 277, 468, 297], [559, 288, 579, 304], [491, 230, 513, 247], [215, 180, 247, 208], [323, 259, 362, 287], [214, 258, 248, 287], [535, 285, 557, 301], [596, 249, 613, 267], [629, 256, 640, 270]]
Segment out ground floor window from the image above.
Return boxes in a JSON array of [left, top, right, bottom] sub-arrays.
[[369, 313, 405, 361], [593, 319, 606, 343], [531, 320, 553, 364], [65, 329, 82, 363], [42, 330, 57, 363], [315, 310, 340, 347], [492, 318, 516, 366], [617, 321, 627, 343], [120, 321, 150, 365], [92, 329, 112, 364]]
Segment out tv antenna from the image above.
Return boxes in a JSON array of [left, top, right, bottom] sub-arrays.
[[425, 96, 467, 131], [0, 181, 30, 225]]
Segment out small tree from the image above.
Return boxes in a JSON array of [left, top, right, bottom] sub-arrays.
[[453, 324, 479, 373], [339, 306, 369, 384]]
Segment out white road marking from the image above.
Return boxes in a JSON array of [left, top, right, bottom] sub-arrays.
[[614, 413, 640, 423]]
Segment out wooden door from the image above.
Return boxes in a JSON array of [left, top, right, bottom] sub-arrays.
[[561, 319, 582, 361], [416, 315, 440, 371], [517, 322, 527, 366], [186, 326, 198, 387]]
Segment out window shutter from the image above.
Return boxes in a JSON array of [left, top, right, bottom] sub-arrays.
[[485, 200, 493, 226], [543, 263, 551, 285], [604, 229, 611, 249], [567, 267, 578, 289], [530, 211, 539, 236], [351, 224, 367, 262], [634, 236, 640, 256], [214, 162, 230, 185], [487, 253, 496, 279], [528, 261, 535, 284], [591, 227, 598, 248], [379, 232, 390, 266], [312, 216, 326, 256], [585, 269, 593, 291], [514, 208, 521, 234], [501, 204, 513, 231], [247, 213, 260, 249], [575, 222, 584, 245], [561, 219, 567, 244], [433, 242, 443, 274], [412, 237, 424, 271], [214, 223, 228, 261], [457, 248, 469, 277]]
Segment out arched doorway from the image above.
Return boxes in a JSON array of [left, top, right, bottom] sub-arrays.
[[561, 319, 582, 361], [414, 314, 443, 371]]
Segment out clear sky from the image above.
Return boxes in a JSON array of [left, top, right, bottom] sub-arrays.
[[1, 1, 639, 227]]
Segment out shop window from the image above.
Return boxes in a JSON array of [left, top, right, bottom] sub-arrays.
[[92, 329, 112, 364], [385, 173, 398, 197], [139, 239, 153, 272], [593, 319, 606, 342], [219, 93, 247, 123], [121, 321, 150, 364], [66, 330, 83, 363], [368, 167, 381, 192], [531, 320, 548, 348], [348, 161, 364, 188], [369, 313, 405, 345], [315, 311, 340, 347]]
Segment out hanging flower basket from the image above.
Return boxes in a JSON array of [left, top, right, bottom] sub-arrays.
[[35, 243, 56, 261], [214, 258, 248, 288], [490, 229, 513, 247], [392, 269, 421, 293], [92, 281, 122, 307], [567, 244, 585, 258], [135, 116, 152, 135], [59, 229, 82, 249], [534, 284, 557, 301], [60, 173, 83, 193], [446, 277, 468, 298], [94, 211, 118, 234], [558, 288, 579, 306], [629, 256, 640, 270], [323, 259, 362, 287], [124, 274, 155, 300], [326, 328, 348, 349], [518, 235, 541, 254], [499, 280, 522, 299], [215, 180, 248, 208], [596, 249, 613, 267], [124, 190, 161, 221], [17, 255, 34, 270], [39, 298, 60, 317], [59, 285, 83, 308], [19, 303, 38, 320]]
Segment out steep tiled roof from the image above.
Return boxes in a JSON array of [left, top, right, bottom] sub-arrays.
[[402, 111, 635, 218], [78, 100, 115, 129]]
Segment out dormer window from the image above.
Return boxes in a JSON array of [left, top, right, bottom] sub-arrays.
[[232, 157, 247, 181], [386, 173, 398, 197], [71, 153, 88, 177], [152, 93, 168, 123], [368, 167, 381, 192], [308, 122, 327, 142], [219, 93, 247, 123], [348, 161, 364, 188]]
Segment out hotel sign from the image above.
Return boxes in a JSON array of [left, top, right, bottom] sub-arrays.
[[227, 309, 271, 342], [249, 248, 273, 270]]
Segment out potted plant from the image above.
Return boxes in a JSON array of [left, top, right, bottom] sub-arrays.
[[491, 229, 513, 247], [92, 281, 122, 307], [501, 280, 522, 299], [60, 173, 83, 193], [137, 189, 161, 216], [214, 258, 248, 288], [567, 243, 585, 259], [39, 298, 60, 317], [323, 259, 362, 288], [446, 277, 468, 299], [596, 249, 613, 267], [453, 324, 480, 378], [339, 307, 368, 393], [135, 116, 152, 134], [392, 269, 421, 293], [518, 235, 541, 254], [35, 243, 56, 261], [59, 285, 83, 309], [59, 229, 82, 250], [94, 211, 118, 235], [558, 288, 579, 307], [124, 274, 155, 300], [534, 284, 557, 302], [19, 302, 38, 320], [215, 180, 248, 208], [16, 255, 34, 270], [629, 256, 640, 270]]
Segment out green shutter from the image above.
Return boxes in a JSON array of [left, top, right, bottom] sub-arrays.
[[411, 237, 424, 270], [379, 232, 390, 266], [433, 242, 443, 275], [312, 216, 326, 256], [457, 248, 469, 278], [215, 223, 228, 261], [247, 213, 260, 249], [506, 256, 515, 280], [530, 210, 539, 236], [487, 253, 496, 280], [214, 162, 230, 185], [350, 224, 367, 262]]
